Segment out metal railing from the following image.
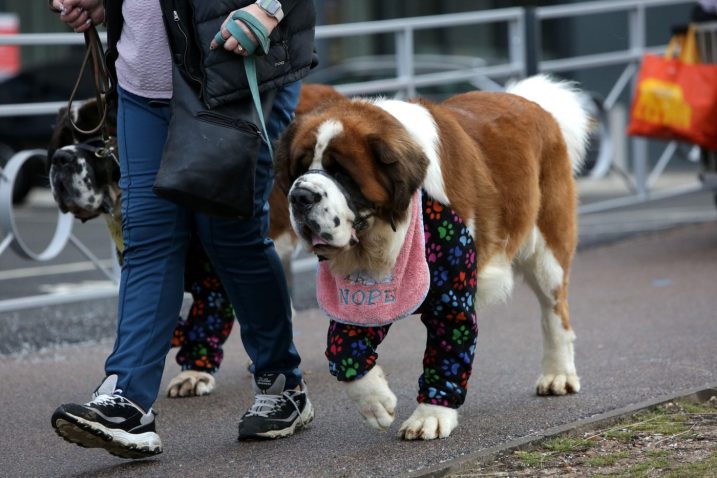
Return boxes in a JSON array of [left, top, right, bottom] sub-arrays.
[[535, 0, 701, 213], [0, 0, 701, 311]]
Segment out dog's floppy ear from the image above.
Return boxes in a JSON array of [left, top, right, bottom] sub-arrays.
[[46, 106, 75, 171], [368, 134, 428, 222]]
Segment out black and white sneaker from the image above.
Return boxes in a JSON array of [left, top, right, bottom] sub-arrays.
[[238, 373, 314, 440], [51, 375, 162, 459]]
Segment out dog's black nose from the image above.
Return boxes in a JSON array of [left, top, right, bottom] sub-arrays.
[[51, 149, 75, 166], [290, 187, 322, 208]]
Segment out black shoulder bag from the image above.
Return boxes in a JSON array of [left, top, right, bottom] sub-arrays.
[[153, 10, 276, 219]]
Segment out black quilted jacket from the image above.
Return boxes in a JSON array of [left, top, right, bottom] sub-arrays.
[[104, 0, 317, 108]]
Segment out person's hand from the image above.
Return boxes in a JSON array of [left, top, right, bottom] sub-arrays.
[[210, 4, 278, 56], [50, 0, 104, 33]]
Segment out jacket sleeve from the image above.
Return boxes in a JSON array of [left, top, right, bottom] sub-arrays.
[[280, 0, 311, 18]]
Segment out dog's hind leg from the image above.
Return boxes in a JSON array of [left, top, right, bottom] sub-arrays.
[[518, 228, 580, 396]]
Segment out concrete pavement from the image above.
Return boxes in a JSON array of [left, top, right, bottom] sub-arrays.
[[1, 219, 716, 477]]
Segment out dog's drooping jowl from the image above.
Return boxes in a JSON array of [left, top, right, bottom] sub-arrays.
[[276, 75, 590, 440]]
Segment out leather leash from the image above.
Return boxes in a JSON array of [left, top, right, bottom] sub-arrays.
[[66, 25, 118, 164]]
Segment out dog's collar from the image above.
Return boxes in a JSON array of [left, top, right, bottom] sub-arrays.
[[76, 135, 120, 167]]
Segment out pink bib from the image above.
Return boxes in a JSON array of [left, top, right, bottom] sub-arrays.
[[316, 191, 430, 326]]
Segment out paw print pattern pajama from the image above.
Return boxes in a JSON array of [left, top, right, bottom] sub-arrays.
[[325, 194, 479, 408], [171, 237, 235, 373]]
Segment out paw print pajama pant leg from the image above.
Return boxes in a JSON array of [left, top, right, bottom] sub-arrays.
[[172, 236, 235, 373]]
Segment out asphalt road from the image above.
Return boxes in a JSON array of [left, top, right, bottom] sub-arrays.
[[0, 190, 716, 477]]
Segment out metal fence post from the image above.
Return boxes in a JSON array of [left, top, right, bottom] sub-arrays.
[[395, 27, 415, 98], [629, 4, 649, 198], [524, 6, 540, 77]]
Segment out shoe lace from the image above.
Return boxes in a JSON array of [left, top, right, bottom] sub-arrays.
[[89, 388, 125, 406], [245, 394, 283, 418], [246, 390, 306, 424]]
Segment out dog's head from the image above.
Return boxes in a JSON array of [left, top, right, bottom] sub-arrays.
[[275, 97, 428, 271], [47, 99, 120, 221]]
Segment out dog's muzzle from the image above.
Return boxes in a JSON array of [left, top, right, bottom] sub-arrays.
[[288, 170, 369, 252]]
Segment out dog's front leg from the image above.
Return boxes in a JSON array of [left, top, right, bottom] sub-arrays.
[[344, 365, 397, 430], [399, 404, 458, 440]]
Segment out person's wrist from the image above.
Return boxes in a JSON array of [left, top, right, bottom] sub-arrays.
[[253, 0, 283, 24], [244, 4, 279, 33]]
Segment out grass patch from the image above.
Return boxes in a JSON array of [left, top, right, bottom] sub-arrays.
[[513, 450, 545, 467], [630, 409, 689, 435], [663, 450, 717, 478], [543, 437, 593, 453], [645, 449, 671, 458], [584, 451, 629, 467], [603, 429, 637, 442], [447, 396, 717, 478], [680, 401, 717, 415], [625, 458, 672, 476]]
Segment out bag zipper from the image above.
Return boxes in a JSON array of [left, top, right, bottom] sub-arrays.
[[196, 111, 262, 135]]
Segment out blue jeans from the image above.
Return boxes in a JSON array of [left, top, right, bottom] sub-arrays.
[[106, 82, 302, 411]]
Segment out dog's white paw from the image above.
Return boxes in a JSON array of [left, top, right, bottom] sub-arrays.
[[536, 373, 580, 396], [166, 370, 215, 398], [344, 365, 397, 430], [399, 403, 458, 440]]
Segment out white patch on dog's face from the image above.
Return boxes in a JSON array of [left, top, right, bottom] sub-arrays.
[[311, 119, 343, 168], [288, 172, 356, 252], [288, 118, 359, 254]]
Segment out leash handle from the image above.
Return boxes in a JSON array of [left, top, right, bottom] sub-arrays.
[[67, 25, 112, 138]]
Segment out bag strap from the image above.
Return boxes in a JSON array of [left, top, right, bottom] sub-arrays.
[[664, 26, 701, 65], [214, 11, 274, 159], [664, 34, 683, 60], [681, 24, 700, 65]]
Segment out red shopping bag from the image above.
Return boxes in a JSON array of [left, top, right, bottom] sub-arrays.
[[628, 26, 717, 150]]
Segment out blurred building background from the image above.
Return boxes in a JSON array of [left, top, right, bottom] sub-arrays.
[[0, 0, 695, 187], [0, 0, 693, 94]]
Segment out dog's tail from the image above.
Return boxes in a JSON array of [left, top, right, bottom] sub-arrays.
[[506, 74, 590, 174]]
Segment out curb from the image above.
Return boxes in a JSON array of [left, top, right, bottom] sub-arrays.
[[410, 384, 717, 478]]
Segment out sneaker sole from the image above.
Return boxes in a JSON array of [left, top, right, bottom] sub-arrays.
[[52, 413, 162, 459], [239, 398, 315, 440]]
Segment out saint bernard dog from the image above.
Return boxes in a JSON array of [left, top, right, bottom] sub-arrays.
[[275, 75, 590, 440]]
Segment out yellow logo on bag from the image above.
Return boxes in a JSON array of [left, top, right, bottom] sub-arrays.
[[633, 79, 691, 129]]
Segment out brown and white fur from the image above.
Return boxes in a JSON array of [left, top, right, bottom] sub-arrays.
[[275, 75, 590, 440]]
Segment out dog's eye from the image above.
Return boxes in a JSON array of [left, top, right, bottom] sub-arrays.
[[291, 152, 313, 178], [324, 161, 347, 180]]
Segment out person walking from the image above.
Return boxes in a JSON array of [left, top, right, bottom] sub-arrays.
[[48, 0, 316, 458]]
